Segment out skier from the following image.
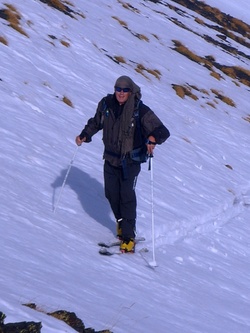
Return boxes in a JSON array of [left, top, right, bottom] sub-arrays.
[[75, 75, 170, 252]]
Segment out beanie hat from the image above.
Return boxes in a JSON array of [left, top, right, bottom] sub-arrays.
[[114, 75, 134, 91]]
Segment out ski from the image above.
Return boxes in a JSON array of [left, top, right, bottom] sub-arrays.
[[98, 236, 145, 248], [99, 247, 149, 256], [99, 248, 123, 256]]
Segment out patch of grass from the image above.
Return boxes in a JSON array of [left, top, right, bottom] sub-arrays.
[[62, 96, 74, 108], [135, 64, 161, 80], [64, 0, 74, 5], [0, 4, 28, 37], [222, 96, 236, 107], [172, 40, 200, 63], [147, 68, 161, 79], [233, 66, 250, 87], [210, 71, 221, 80], [172, 40, 213, 69], [172, 40, 250, 87], [214, 64, 250, 87], [112, 16, 128, 28], [38, 0, 74, 18], [135, 64, 149, 79], [171, 0, 250, 39], [231, 17, 250, 37], [114, 55, 126, 64], [172, 84, 198, 100], [0, 36, 8, 45], [242, 115, 250, 123], [172, 83, 235, 109], [137, 33, 149, 42], [49, 0, 66, 11], [165, 0, 250, 60], [211, 89, 236, 107], [206, 102, 216, 109], [60, 39, 70, 47], [219, 66, 237, 79], [200, 88, 209, 95], [195, 17, 204, 25], [172, 84, 185, 98], [117, 0, 140, 13], [112, 15, 149, 43]]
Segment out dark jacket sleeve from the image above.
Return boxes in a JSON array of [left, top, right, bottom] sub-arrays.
[[140, 104, 170, 144], [79, 98, 105, 142]]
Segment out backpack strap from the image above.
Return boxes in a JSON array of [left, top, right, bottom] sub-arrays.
[[99, 94, 112, 129], [130, 100, 148, 163], [133, 99, 144, 144]]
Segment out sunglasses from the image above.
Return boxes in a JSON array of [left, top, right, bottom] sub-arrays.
[[115, 86, 131, 93]]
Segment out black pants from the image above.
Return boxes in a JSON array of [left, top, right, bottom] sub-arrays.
[[104, 161, 141, 238]]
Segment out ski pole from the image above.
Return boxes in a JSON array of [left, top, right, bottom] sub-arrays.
[[148, 155, 157, 267], [53, 145, 79, 213]]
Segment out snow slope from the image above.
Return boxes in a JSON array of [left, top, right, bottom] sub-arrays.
[[1, 0, 250, 332]]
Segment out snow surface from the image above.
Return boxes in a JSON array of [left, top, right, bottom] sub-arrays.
[[1, 0, 250, 332]]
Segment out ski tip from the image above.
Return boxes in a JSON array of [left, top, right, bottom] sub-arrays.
[[98, 242, 109, 248], [139, 247, 149, 253], [149, 260, 158, 267], [99, 248, 113, 256], [136, 236, 146, 241]]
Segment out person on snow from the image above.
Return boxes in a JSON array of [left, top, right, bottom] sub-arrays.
[[75, 75, 170, 253]]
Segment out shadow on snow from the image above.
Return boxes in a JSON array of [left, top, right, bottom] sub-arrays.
[[51, 166, 114, 234]]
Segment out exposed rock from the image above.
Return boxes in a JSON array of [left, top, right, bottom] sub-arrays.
[[0, 311, 42, 333]]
